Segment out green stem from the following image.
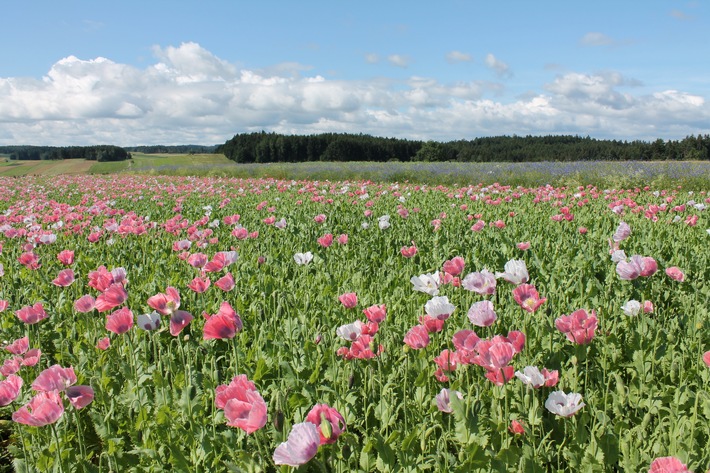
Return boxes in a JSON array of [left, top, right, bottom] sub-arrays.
[[50, 423, 65, 473]]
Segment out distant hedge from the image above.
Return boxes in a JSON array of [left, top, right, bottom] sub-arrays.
[[0, 145, 129, 162]]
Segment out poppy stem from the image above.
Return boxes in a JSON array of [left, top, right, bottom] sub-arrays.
[[50, 422, 65, 473]]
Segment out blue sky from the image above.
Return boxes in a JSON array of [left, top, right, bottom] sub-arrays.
[[1, 1, 708, 146]]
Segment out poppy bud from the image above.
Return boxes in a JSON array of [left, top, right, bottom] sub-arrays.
[[273, 410, 284, 432], [314, 334, 322, 345], [320, 413, 333, 440]]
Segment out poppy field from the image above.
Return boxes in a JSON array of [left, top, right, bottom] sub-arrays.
[[0, 174, 709, 472]]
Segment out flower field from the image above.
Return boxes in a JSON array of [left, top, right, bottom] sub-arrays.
[[0, 174, 708, 472]]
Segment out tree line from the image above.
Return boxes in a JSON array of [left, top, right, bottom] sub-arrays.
[[217, 132, 710, 163], [125, 145, 217, 154], [0, 145, 130, 162]]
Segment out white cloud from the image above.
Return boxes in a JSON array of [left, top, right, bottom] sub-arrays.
[[0, 42, 708, 145], [484, 54, 511, 78], [387, 54, 410, 68], [364, 53, 379, 64], [580, 32, 615, 47], [445, 51, 472, 64]]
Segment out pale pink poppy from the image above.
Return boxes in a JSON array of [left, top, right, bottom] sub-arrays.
[[515, 366, 559, 388], [57, 249, 75, 265], [516, 242, 531, 251], [665, 266, 685, 282], [336, 320, 363, 341], [418, 314, 445, 333], [442, 256, 465, 276], [452, 330, 480, 353], [0, 357, 21, 377], [404, 325, 430, 349], [467, 300, 497, 327], [0, 300, 7, 312], [169, 310, 194, 336], [232, 227, 248, 240], [512, 284, 547, 313], [338, 292, 358, 309], [0, 375, 23, 406], [555, 309, 598, 345], [435, 388, 463, 413], [187, 253, 208, 268], [216, 375, 268, 434], [496, 259, 529, 285], [4, 336, 29, 355], [305, 404, 346, 445], [470, 340, 515, 371], [273, 422, 320, 467], [317, 234, 334, 248], [433, 349, 458, 372], [52, 268, 75, 287], [702, 351, 710, 368], [173, 240, 191, 251], [94, 284, 128, 312], [32, 365, 77, 392], [15, 302, 49, 324], [87, 266, 114, 292], [65, 385, 94, 409], [313, 214, 326, 223], [485, 366, 516, 385], [21, 348, 41, 367], [187, 276, 211, 293], [18, 252, 41, 270], [215, 273, 235, 291], [578, 227, 588, 234], [96, 337, 111, 350], [471, 220, 486, 232], [462, 270, 497, 295], [13, 390, 64, 427], [105, 307, 133, 335], [612, 222, 631, 242], [647, 457, 692, 473], [204, 251, 238, 273], [643, 300, 654, 313], [639, 257, 658, 277], [425, 296, 455, 320], [337, 234, 348, 245], [73, 294, 95, 313], [147, 287, 181, 315], [363, 304, 386, 323]]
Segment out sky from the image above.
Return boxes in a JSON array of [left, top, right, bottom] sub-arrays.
[[1, 0, 709, 146]]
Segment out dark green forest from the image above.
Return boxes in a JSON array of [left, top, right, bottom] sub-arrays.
[[217, 132, 710, 163], [124, 145, 217, 154], [0, 145, 129, 162]]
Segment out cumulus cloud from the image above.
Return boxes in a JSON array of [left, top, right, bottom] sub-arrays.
[[484, 54, 511, 78], [387, 54, 411, 68], [0, 42, 708, 145], [445, 51, 472, 64]]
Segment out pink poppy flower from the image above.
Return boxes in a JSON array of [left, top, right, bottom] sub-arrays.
[[65, 385, 94, 410], [485, 366, 516, 386], [13, 391, 64, 427], [433, 349, 458, 372], [435, 388, 463, 413], [273, 422, 320, 467], [187, 252, 209, 268], [1, 357, 21, 377], [169, 310, 194, 336], [213, 272, 234, 291], [4, 336, 29, 355], [471, 219, 486, 232], [0, 375, 23, 406], [313, 214, 326, 223], [512, 284, 547, 313], [442, 256, 465, 276], [509, 420, 525, 435], [32, 365, 77, 392], [105, 307, 134, 335], [232, 227, 248, 240], [418, 314, 445, 333], [578, 227, 588, 234], [400, 243, 417, 258], [147, 287, 181, 315], [0, 300, 7, 312], [87, 266, 114, 292], [648, 457, 692, 473], [462, 270, 497, 295], [665, 266, 685, 282], [337, 234, 348, 245], [404, 325, 430, 349], [94, 284, 128, 312], [612, 222, 631, 242], [96, 337, 111, 350], [305, 404, 346, 445], [187, 276, 211, 293], [203, 302, 243, 340], [18, 252, 41, 270], [203, 251, 238, 273], [639, 257, 658, 277], [515, 366, 559, 388], [15, 302, 49, 324], [215, 375, 268, 434], [317, 234, 334, 248], [467, 300, 497, 327], [470, 340, 515, 371], [643, 300, 654, 313], [52, 268, 75, 287], [173, 240, 191, 251], [516, 242, 531, 251], [452, 329, 480, 353], [57, 250, 75, 265], [702, 351, 710, 368], [363, 304, 386, 323], [74, 295, 96, 313], [21, 349, 41, 367], [338, 292, 358, 309], [555, 309, 598, 345]]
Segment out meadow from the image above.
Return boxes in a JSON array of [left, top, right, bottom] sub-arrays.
[[0, 171, 708, 472]]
